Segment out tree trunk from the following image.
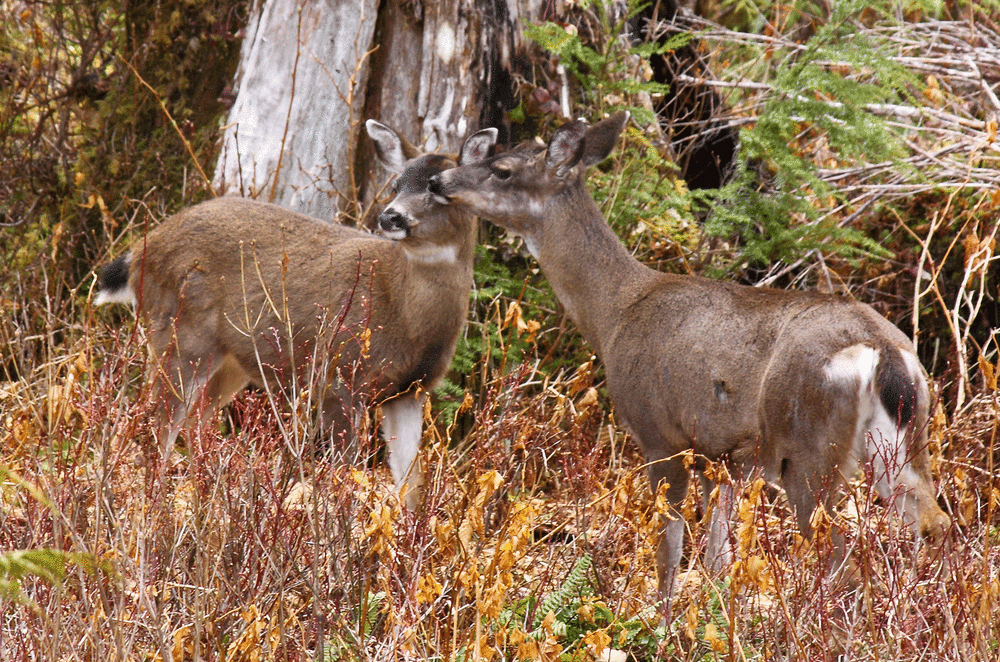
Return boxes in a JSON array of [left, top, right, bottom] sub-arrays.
[[214, 0, 544, 224], [212, 0, 379, 221]]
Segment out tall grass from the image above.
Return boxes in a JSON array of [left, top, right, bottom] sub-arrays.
[[3, 0, 999, 659], [2, 281, 997, 659]]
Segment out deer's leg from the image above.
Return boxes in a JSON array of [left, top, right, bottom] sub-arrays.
[[151, 351, 246, 459], [780, 458, 828, 536], [148, 351, 201, 461], [147, 316, 245, 458], [315, 383, 369, 464], [701, 473, 735, 575], [380, 390, 425, 510], [202, 355, 251, 410], [779, 456, 864, 586], [648, 455, 691, 604]]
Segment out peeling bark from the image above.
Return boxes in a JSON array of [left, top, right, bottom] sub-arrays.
[[213, 0, 379, 220], [214, 0, 546, 222]]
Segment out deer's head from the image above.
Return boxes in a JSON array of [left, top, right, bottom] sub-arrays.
[[367, 120, 496, 264], [428, 112, 629, 257]]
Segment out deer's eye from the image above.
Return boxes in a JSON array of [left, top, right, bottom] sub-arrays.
[[492, 167, 512, 181]]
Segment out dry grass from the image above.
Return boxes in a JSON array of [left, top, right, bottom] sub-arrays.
[[1, 285, 997, 660], [2, 2, 999, 660]]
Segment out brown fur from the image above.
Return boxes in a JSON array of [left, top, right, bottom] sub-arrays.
[[96, 122, 497, 508], [431, 112, 950, 601]]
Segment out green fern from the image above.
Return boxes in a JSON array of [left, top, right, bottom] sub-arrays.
[[1, 549, 84, 601], [0, 470, 111, 607], [531, 554, 593, 630], [701, 0, 928, 270], [524, 4, 690, 124], [322, 590, 386, 661]]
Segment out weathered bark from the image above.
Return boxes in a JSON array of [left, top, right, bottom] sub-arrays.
[[215, 0, 543, 224], [213, 0, 379, 220]]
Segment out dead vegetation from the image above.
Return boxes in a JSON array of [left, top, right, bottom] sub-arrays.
[[2, 1, 999, 660]]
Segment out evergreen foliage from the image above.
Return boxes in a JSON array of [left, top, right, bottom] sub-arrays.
[[702, 0, 922, 270]]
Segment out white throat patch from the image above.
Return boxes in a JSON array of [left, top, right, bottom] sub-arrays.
[[404, 244, 459, 265]]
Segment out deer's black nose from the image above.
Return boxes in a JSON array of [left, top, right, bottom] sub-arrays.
[[377, 209, 409, 236], [428, 174, 444, 197]]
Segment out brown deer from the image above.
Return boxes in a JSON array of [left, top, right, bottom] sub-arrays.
[[95, 120, 496, 509], [429, 111, 950, 599]]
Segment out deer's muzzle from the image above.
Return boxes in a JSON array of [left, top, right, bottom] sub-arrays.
[[377, 209, 412, 239]]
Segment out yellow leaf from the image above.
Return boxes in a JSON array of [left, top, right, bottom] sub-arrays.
[[516, 638, 540, 661], [416, 572, 443, 604], [684, 603, 698, 641], [522, 319, 541, 344], [504, 300, 523, 331], [432, 514, 454, 547], [458, 515, 475, 551], [171, 625, 193, 662], [583, 628, 612, 656], [457, 563, 479, 590], [923, 75, 943, 105], [568, 357, 595, 395], [539, 610, 556, 634], [978, 354, 997, 391], [349, 467, 371, 491], [458, 390, 475, 414], [704, 621, 727, 654], [576, 387, 599, 412], [360, 327, 371, 357], [363, 503, 396, 555], [653, 481, 675, 518], [539, 635, 563, 662]]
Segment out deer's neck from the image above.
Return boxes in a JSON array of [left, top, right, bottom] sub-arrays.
[[535, 193, 653, 358], [399, 223, 476, 320]]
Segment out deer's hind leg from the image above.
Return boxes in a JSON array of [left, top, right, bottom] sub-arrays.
[[701, 472, 736, 575], [647, 452, 692, 606], [148, 327, 249, 464]]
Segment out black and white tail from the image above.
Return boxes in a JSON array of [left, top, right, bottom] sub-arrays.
[[94, 252, 135, 306], [875, 344, 918, 428]]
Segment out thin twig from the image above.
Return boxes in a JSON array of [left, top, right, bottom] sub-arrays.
[[118, 56, 214, 195]]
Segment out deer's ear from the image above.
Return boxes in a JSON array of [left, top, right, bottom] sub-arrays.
[[546, 120, 588, 179], [367, 120, 420, 174], [459, 128, 498, 166], [581, 111, 629, 169]]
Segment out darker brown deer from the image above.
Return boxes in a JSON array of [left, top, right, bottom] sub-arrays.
[[95, 120, 496, 508], [429, 112, 950, 599]]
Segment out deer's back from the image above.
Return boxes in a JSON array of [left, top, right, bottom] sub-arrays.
[[604, 272, 919, 465], [129, 197, 462, 395]]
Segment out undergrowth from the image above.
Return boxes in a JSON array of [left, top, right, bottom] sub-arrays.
[[2, 0, 999, 660]]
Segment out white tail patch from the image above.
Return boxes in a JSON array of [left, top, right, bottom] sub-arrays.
[[866, 411, 923, 528], [826, 344, 922, 527], [94, 284, 137, 307], [866, 354, 925, 529], [824, 344, 879, 387]]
